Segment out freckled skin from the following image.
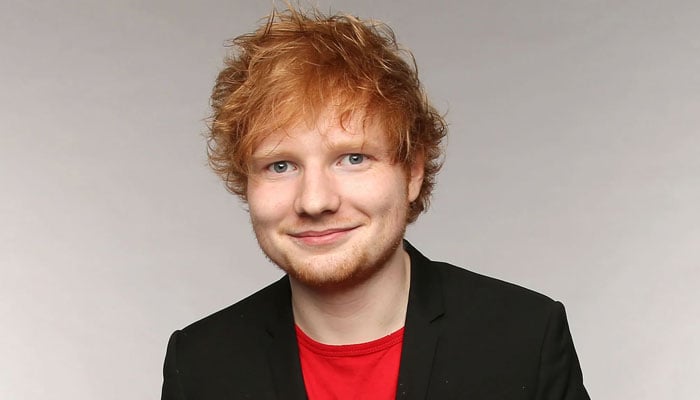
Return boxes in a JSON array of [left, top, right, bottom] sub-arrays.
[[246, 113, 423, 289]]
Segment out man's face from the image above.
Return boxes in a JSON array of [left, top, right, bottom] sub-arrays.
[[246, 112, 423, 288]]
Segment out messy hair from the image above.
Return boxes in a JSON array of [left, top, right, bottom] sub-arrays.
[[207, 6, 446, 223]]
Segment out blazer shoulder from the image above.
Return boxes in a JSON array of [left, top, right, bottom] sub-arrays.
[[178, 275, 290, 341], [162, 277, 292, 399], [406, 241, 559, 323], [435, 261, 555, 307], [413, 261, 589, 399]]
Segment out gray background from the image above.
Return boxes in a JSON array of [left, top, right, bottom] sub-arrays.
[[2, 0, 698, 398]]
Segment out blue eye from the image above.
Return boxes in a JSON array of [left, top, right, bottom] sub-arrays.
[[269, 161, 290, 173], [347, 154, 364, 165]]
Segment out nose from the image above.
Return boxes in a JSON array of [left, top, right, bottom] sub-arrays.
[[293, 167, 341, 217]]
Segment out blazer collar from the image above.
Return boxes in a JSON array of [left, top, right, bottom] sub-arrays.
[[396, 240, 446, 399]]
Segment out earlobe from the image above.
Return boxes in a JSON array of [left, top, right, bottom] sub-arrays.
[[407, 151, 425, 202]]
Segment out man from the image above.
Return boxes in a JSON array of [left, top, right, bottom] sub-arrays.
[[162, 6, 589, 400]]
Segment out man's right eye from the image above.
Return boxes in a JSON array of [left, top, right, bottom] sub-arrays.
[[268, 161, 291, 173]]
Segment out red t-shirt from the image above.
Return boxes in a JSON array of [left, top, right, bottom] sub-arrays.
[[295, 325, 404, 400]]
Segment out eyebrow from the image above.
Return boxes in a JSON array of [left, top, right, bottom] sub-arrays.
[[251, 133, 378, 160], [250, 136, 288, 160], [250, 149, 288, 163]]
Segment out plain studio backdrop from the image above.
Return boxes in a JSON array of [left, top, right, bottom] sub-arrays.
[[1, 0, 698, 398]]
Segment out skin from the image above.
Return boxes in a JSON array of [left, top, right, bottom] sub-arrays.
[[246, 110, 424, 343]]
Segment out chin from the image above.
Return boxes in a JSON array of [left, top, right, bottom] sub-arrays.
[[268, 239, 404, 289]]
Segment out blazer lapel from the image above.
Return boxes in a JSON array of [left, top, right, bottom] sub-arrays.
[[266, 277, 308, 400], [396, 241, 446, 399]]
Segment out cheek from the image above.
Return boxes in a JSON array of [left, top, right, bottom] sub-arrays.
[[247, 182, 294, 224], [342, 172, 409, 213]]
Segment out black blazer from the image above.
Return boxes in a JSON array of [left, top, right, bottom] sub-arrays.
[[162, 242, 590, 399]]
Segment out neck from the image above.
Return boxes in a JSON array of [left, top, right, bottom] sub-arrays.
[[289, 247, 411, 345]]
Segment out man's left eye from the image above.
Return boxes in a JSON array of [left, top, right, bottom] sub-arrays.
[[343, 154, 365, 165]]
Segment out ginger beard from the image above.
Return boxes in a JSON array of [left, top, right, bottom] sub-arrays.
[[250, 197, 410, 289]]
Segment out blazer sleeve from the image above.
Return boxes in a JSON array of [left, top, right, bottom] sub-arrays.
[[161, 330, 186, 400], [535, 302, 591, 400]]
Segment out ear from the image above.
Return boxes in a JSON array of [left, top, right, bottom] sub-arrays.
[[407, 150, 425, 202]]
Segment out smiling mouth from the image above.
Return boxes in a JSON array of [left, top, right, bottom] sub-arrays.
[[289, 227, 357, 246]]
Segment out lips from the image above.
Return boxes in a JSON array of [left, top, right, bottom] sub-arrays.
[[289, 227, 357, 246]]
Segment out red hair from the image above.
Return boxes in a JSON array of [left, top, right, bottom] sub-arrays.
[[207, 7, 446, 222]]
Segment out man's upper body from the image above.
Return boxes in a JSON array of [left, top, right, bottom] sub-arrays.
[[162, 242, 589, 399], [162, 6, 589, 399]]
